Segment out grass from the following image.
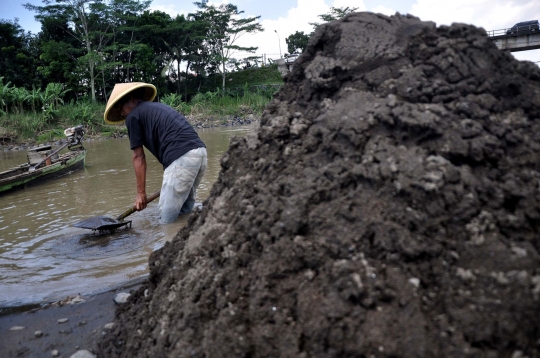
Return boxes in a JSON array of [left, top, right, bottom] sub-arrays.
[[0, 65, 283, 144], [194, 64, 283, 94], [0, 87, 278, 144], [185, 86, 277, 119], [223, 64, 283, 88], [0, 101, 128, 144]]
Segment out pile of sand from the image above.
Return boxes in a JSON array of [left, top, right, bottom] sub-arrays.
[[99, 12, 540, 357]]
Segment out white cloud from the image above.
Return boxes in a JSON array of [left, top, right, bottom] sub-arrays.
[[151, 0, 540, 64], [371, 5, 397, 16], [409, 0, 540, 63], [332, 0, 366, 11], [150, 5, 186, 18], [234, 0, 366, 61], [409, 0, 538, 30]]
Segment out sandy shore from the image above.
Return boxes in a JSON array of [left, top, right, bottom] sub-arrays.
[[0, 281, 142, 358]]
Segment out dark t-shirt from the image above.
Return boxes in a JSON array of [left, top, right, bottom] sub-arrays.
[[125, 101, 205, 169]]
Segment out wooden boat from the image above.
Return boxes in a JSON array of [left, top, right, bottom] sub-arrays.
[[0, 126, 86, 194]]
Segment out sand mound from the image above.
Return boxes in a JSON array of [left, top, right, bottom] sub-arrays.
[[99, 12, 540, 357]]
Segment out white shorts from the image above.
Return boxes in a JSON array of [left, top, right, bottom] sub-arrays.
[[159, 147, 207, 224]]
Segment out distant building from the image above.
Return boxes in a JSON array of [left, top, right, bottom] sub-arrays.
[[275, 54, 299, 76]]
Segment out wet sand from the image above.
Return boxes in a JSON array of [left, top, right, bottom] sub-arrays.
[[0, 281, 141, 358]]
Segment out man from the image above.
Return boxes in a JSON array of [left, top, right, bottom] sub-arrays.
[[104, 82, 207, 224]]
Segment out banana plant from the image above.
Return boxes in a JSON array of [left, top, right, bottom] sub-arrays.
[[11, 87, 29, 114], [27, 86, 43, 115], [44, 83, 70, 110], [0, 77, 12, 114], [161, 93, 183, 107]]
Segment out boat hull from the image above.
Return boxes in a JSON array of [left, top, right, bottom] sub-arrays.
[[0, 149, 86, 194]]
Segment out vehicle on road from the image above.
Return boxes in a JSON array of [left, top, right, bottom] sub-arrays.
[[506, 20, 539, 35]]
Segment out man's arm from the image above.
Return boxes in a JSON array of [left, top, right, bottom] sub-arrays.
[[132, 146, 147, 211]]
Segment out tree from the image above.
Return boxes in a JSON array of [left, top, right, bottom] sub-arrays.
[[284, 7, 357, 57], [0, 19, 40, 89], [309, 6, 359, 29], [11, 87, 29, 114], [124, 9, 172, 96], [0, 77, 13, 114], [108, 0, 152, 80], [28, 86, 43, 114], [31, 12, 83, 101], [285, 31, 309, 54], [42, 82, 70, 110], [284, 6, 357, 56], [25, 0, 106, 102], [160, 14, 194, 96], [162, 14, 207, 100], [25, 0, 153, 102], [193, 3, 263, 91]]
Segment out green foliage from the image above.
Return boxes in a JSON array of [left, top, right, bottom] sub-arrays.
[[11, 1, 271, 104], [11, 87, 29, 114], [282, 6, 357, 58], [191, 64, 282, 96], [41, 103, 58, 122], [184, 80, 277, 119], [37, 128, 64, 142], [161, 93, 183, 107], [0, 55, 280, 142], [70, 103, 93, 124], [309, 6, 358, 29], [0, 19, 40, 89], [286, 31, 310, 54], [0, 113, 46, 139], [38, 40, 80, 93], [0, 77, 12, 113], [60, 101, 103, 134], [192, 3, 263, 91], [19, 116, 45, 138], [28, 86, 43, 114], [47, 83, 69, 109]]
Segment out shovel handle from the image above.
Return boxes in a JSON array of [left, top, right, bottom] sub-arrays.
[[116, 190, 161, 221]]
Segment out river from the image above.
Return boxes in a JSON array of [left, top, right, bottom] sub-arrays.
[[0, 124, 256, 309]]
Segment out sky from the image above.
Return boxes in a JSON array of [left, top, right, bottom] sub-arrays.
[[2, 0, 540, 64]]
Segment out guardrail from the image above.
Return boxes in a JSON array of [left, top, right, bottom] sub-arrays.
[[487, 24, 540, 38]]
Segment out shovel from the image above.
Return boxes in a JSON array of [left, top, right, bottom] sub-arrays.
[[72, 190, 161, 232]]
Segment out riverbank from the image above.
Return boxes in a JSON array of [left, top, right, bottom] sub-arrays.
[[0, 85, 271, 146], [0, 115, 260, 151], [0, 123, 258, 358], [0, 279, 142, 358]]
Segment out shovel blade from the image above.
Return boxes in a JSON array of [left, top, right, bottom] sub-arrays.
[[72, 215, 131, 231]]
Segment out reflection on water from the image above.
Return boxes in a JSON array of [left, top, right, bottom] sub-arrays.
[[0, 124, 256, 307]]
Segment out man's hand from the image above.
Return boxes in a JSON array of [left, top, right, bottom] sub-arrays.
[[135, 191, 147, 211]]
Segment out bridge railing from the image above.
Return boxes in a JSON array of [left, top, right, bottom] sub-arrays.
[[486, 29, 508, 37], [487, 24, 540, 37]]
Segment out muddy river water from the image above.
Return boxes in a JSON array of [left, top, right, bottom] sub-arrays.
[[0, 124, 256, 309]]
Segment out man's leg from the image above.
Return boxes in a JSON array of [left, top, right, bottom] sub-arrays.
[[159, 147, 207, 224], [179, 152, 207, 214]]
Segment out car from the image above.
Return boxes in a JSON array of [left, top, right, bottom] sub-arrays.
[[506, 20, 540, 35], [284, 53, 299, 64]]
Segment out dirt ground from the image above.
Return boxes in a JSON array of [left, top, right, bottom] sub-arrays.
[[98, 12, 540, 357], [0, 282, 141, 358]]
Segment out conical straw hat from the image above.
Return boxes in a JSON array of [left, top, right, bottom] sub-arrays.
[[104, 82, 157, 124]]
